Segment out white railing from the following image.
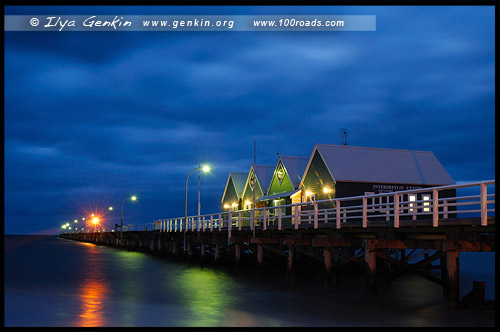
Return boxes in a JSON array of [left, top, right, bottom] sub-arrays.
[[113, 180, 496, 235]]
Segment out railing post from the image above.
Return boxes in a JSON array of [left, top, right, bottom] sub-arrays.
[[314, 203, 318, 229], [218, 214, 222, 231], [263, 209, 268, 231], [433, 188, 439, 227], [210, 215, 213, 232], [294, 205, 299, 230], [480, 182, 488, 226], [278, 207, 282, 230], [202, 216, 205, 232], [238, 211, 242, 231], [228, 211, 232, 241], [336, 200, 341, 229], [443, 200, 448, 219], [362, 196, 367, 228], [394, 194, 399, 228]]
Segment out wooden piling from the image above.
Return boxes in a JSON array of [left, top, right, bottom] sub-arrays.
[[288, 246, 294, 272], [324, 247, 332, 273], [215, 243, 220, 261], [446, 250, 460, 309], [235, 243, 241, 262], [258, 244, 264, 266], [365, 245, 377, 293]]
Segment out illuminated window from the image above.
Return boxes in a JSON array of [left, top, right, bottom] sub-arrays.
[[305, 191, 315, 202], [409, 194, 416, 212], [276, 161, 285, 184], [423, 194, 430, 212]]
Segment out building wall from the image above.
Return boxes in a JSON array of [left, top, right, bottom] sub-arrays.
[[242, 177, 264, 208], [268, 166, 295, 195], [222, 178, 241, 210], [301, 150, 336, 202]]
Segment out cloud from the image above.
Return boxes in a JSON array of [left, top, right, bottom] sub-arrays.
[[4, 5, 495, 234]]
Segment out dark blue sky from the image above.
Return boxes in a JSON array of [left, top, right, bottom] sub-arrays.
[[4, 6, 495, 235]]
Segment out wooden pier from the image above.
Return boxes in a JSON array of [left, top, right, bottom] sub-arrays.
[[61, 180, 495, 310]]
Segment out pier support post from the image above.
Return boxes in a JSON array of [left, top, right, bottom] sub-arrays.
[[288, 246, 294, 272], [364, 243, 377, 294], [324, 247, 332, 274], [446, 250, 460, 309], [258, 244, 264, 266], [235, 243, 241, 263], [187, 242, 193, 258], [215, 243, 220, 261], [201, 243, 205, 259], [172, 241, 178, 255]]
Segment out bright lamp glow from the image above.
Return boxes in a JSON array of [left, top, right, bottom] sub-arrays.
[[131, 196, 137, 201], [74, 219, 78, 223], [305, 191, 312, 197], [223, 204, 230, 209], [92, 217, 99, 224], [202, 165, 211, 173], [323, 187, 330, 194], [108, 206, 113, 210], [231, 203, 237, 207]]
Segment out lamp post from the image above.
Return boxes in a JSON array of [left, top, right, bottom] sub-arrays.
[[92, 217, 99, 242], [120, 195, 137, 245], [184, 164, 210, 251]]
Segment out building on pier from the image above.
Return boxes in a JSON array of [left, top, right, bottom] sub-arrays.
[[255, 156, 309, 222], [240, 165, 275, 210], [221, 172, 247, 211], [299, 144, 456, 217]]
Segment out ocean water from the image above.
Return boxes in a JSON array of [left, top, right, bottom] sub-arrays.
[[4, 235, 495, 327]]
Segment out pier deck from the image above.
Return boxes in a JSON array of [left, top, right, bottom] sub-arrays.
[[61, 180, 495, 310]]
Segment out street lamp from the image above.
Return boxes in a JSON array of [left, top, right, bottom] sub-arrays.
[[120, 195, 137, 245], [185, 164, 210, 251]]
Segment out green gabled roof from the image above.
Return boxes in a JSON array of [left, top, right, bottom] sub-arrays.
[[278, 156, 309, 188], [241, 165, 275, 200]]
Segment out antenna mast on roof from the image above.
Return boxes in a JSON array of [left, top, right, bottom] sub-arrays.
[[339, 128, 348, 146], [252, 139, 256, 237]]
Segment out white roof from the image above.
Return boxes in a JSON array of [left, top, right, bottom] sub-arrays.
[[253, 165, 275, 192], [306, 144, 455, 186]]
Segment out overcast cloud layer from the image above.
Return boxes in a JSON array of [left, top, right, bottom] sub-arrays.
[[4, 6, 495, 234]]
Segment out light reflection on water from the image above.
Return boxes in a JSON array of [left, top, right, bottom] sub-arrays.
[[3, 236, 496, 327], [76, 243, 108, 327], [170, 267, 238, 327]]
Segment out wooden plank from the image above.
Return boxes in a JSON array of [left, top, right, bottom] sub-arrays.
[[229, 237, 251, 243], [446, 240, 492, 252], [365, 239, 407, 249], [312, 238, 350, 247], [251, 237, 280, 244], [282, 238, 311, 246]]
